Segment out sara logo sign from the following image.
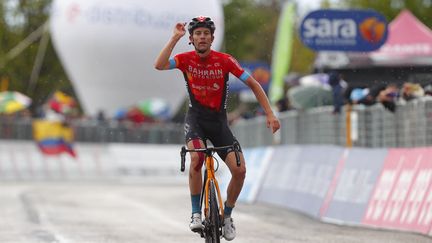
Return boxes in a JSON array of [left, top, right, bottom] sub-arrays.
[[300, 9, 388, 52]]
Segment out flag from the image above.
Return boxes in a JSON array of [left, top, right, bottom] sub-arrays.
[[49, 91, 77, 115], [269, 1, 296, 104], [0, 91, 32, 114], [32, 120, 76, 157]]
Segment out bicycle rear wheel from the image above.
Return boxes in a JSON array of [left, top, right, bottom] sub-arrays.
[[205, 180, 221, 243]]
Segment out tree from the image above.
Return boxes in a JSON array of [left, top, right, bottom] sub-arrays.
[[223, 0, 280, 63], [223, 0, 316, 74], [0, 0, 73, 114], [334, 0, 432, 28]]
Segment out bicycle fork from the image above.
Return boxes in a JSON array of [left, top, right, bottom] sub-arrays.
[[204, 164, 224, 219], [203, 156, 224, 220]]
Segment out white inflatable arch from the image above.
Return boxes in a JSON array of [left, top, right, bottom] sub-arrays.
[[50, 0, 224, 116]]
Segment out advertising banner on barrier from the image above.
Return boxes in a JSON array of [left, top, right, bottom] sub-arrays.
[[219, 147, 274, 203], [362, 148, 432, 234], [256, 145, 343, 218], [321, 148, 387, 224], [109, 144, 181, 178], [0, 141, 113, 180]]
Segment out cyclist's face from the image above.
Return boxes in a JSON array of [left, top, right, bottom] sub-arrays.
[[190, 27, 214, 54]]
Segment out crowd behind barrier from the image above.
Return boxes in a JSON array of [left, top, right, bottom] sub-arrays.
[[0, 97, 432, 148], [234, 96, 432, 148]]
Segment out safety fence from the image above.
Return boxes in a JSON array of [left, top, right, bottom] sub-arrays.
[[0, 141, 182, 181], [0, 118, 185, 144], [229, 144, 432, 238], [0, 97, 431, 148], [0, 141, 431, 238], [232, 96, 432, 148]]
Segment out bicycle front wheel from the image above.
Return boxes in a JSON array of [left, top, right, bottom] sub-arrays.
[[205, 180, 221, 243]]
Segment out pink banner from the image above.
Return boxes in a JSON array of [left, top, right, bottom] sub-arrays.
[[362, 148, 432, 234]]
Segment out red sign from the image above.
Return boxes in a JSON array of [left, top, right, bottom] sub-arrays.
[[362, 148, 432, 233]]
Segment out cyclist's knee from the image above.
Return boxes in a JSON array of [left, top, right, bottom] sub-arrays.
[[189, 168, 201, 179], [190, 153, 204, 172], [232, 166, 246, 180]]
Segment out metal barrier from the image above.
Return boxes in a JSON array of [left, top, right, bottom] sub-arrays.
[[232, 97, 432, 148], [0, 118, 185, 144], [72, 121, 184, 144], [0, 97, 431, 148]]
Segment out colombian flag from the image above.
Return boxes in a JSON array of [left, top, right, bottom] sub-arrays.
[[32, 120, 76, 157]]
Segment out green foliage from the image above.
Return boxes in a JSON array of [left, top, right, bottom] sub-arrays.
[[0, 0, 72, 113], [223, 0, 280, 63], [223, 0, 316, 75], [335, 0, 432, 28], [290, 34, 316, 74]]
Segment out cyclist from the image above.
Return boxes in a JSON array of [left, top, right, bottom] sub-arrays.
[[154, 16, 280, 241]]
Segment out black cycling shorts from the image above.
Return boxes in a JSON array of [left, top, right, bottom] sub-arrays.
[[184, 109, 241, 161]]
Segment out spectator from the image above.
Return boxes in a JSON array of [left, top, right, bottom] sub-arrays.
[[276, 83, 293, 112], [400, 82, 425, 101], [96, 110, 107, 124], [356, 83, 387, 106], [276, 96, 291, 112], [344, 83, 367, 104], [328, 71, 345, 114], [424, 84, 432, 96], [348, 87, 369, 104], [346, 82, 398, 113], [377, 83, 399, 112]]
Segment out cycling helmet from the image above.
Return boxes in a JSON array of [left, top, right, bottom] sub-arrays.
[[188, 16, 216, 35]]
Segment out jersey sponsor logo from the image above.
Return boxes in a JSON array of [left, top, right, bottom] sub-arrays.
[[191, 82, 220, 91], [187, 65, 223, 79]]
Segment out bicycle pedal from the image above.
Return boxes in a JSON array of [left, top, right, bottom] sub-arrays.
[[192, 227, 205, 238], [191, 226, 204, 233]]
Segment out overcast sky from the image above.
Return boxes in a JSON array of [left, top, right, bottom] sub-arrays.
[[297, 0, 322, 10], [296, 0, 338, 16]]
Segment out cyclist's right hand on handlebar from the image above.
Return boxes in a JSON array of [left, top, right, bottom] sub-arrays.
[[180, 146, 186, 172]]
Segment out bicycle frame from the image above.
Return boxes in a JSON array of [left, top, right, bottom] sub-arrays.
[[180, 142, 241, 241], [202, 154, 224, 221]]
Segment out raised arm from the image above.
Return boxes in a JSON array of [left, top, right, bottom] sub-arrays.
[[245, 77, 281, 133], [154, 22, 186, 70]]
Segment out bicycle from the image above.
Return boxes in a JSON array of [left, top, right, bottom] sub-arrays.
[[180, 142, 241, 243]]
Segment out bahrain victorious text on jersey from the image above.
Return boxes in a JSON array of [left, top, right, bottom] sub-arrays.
[[172, 50, 249, 113]]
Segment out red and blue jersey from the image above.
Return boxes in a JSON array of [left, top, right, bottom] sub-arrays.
[[169, 50, 250, 113]]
